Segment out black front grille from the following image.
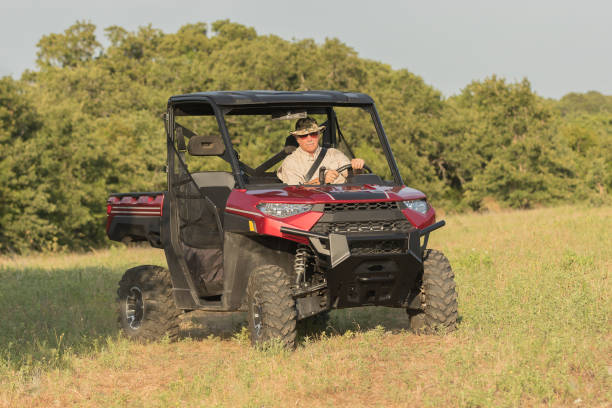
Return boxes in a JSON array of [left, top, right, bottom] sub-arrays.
[[350, 240, 407, 255], [311, 200, 413, 236], [311, 219, 413, 235], [323, 201, 399, 213]]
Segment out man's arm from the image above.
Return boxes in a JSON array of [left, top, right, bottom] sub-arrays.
[[323, 149, 365, 182], [277, 163, 305, 185]]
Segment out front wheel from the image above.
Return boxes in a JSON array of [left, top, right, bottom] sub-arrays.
[[117, 265, 180, 342], [246, 265, 297, 348], [408, 249, 458, 334]]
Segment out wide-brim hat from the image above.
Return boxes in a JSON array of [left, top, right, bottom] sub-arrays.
[[290, 117, 326, 136]]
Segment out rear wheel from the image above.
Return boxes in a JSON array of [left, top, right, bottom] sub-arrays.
[[408, 249, 458, 333], [117, 265, 180, 342], [246, 265, 297, 348]]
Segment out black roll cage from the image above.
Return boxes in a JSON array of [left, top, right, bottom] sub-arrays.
[[165, 92, 405, 189]]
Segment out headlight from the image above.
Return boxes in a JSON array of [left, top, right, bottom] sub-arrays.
[[403, 199, 429, 214], [257, 203, 313, 218]]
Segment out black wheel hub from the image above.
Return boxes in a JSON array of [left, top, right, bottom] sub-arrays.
[[126, 286, 144, 329]]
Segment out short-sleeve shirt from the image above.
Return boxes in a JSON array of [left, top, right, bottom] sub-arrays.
[[277, 146, 351, 185]]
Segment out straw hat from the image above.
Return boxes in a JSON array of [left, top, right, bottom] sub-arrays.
[[290, 117, 326, 136]]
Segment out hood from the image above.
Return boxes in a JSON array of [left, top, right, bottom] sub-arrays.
[[245, 184, 426, 203]]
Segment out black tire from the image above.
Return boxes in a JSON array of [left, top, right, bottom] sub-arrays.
[[408, 249, 458, 334], [297, 311, 330, 337], [117, 265, 181, 342], [246, 265, 297, 348]]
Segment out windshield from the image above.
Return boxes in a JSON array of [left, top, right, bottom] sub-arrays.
[[172, 104, 395, 186]]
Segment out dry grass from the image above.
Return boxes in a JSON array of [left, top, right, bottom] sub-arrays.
[[0, 206, 610, 407]]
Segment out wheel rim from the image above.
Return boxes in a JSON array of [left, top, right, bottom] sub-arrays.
[[126, 286, 144, 329]]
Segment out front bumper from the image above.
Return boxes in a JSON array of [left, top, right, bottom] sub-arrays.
[[281, 221, 445, 309]]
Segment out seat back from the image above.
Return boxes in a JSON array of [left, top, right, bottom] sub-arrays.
[[190, 171, 235, 189]]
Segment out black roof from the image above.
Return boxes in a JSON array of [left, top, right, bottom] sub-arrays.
[[168, 90, 374, 106]]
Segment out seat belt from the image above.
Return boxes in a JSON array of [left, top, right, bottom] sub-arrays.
[[304, 147, 328, 183]]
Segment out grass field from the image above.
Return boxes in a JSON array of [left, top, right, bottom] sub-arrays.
[[0, 206, 610, 407]]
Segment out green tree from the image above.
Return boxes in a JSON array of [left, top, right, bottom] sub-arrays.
[[441, 77, 579, 209], [558, 91, 612, 115], [36, 21, 100, 68], [556, 112, 612, 202], [0, 76, 46, 252]]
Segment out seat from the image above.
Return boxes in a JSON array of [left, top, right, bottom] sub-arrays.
[[190, 171, 235, 189]]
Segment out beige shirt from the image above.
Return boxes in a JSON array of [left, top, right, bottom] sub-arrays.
[[277, 146, 351, 185]]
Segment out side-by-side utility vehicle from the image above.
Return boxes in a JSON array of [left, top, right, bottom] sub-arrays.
[[106, 91, 458, 347]]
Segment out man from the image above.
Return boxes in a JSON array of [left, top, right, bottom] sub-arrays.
[[277, 117, 365, 185]]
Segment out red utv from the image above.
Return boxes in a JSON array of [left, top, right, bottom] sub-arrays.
[[106, 91, 458, 347]]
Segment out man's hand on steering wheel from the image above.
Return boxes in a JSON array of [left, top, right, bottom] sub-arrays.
[[335, 160, 372, 177], [316, 160, 373, 184], [307, 169, 340, 184], [328, 159, 364, 182], [350, 158, 365, 170], [324, 169, 340, 184]]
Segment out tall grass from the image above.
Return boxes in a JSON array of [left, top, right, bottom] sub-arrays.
[[0, 206, 610, 407], [0, 248, 166, 375]]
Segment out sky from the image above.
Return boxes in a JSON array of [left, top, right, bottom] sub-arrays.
[[1, 0, 611, 99]]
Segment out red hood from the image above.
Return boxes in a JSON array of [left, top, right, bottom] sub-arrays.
[[239, 184, 426, 203]]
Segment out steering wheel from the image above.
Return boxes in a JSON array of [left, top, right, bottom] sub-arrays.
[[319, 162, 373, 185]]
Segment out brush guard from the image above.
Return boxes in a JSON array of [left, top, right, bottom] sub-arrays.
[[281, 221, 445, 309]]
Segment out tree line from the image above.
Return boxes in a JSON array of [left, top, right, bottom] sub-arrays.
[[0, 21, 610, 253]]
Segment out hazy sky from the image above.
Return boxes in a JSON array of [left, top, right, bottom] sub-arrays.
[[1, 0, 610, 99]]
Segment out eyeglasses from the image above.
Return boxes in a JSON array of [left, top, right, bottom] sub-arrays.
[[297, 131, 319, 139]]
